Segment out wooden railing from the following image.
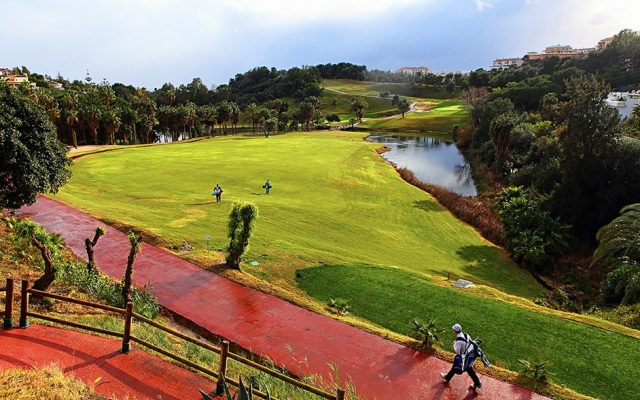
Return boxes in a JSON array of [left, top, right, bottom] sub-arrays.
[[14, 279, 345, 400], [1, 277, 14, 329]]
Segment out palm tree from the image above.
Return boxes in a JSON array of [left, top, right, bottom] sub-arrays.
[[594, 203, 640, 264], [229, 102, 240, 135], [217, 101, 232, 135], [103, 108, 121, 145], [63, 92, 79, 148], [247, 103, 259, 134]]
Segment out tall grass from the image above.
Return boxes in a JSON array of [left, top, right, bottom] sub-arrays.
[[397, 167, 504, 245], [0, 363, 98, 400]]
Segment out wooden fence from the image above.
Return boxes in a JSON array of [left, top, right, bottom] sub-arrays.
[[5, 278, 345, 400], [1, 277, 14, 329]]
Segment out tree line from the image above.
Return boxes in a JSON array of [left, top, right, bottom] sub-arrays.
[[457, 29, 640, 308]]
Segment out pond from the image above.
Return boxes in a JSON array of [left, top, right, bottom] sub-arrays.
[[366, 133, 477, 197]]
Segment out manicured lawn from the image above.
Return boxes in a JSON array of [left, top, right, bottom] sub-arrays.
[[54, 132, 539, 299], [296, 264, 640, 400], [358, 99, 470, 132], [320, 80, 470, 131]]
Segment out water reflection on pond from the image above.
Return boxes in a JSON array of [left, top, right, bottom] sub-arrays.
[[366, 133, 477, 197]]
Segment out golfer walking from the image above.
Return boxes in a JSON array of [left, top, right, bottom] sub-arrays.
[[440, 323, 482, 390]]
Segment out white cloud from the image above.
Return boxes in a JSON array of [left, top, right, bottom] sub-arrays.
[[474, 0, 495, 11], [2, 0, 639, 88]]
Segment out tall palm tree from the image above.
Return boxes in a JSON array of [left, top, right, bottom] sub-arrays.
[[64, 92, 79, 148], [229, 102, 240, 135], [217, 101, 231, 135]]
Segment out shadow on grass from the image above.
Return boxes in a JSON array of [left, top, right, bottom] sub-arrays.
[[413, 199, 446, 213], [455, 245, 541, 297]]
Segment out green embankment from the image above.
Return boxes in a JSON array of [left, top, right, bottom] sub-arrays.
[[297, 264, 639, 400]]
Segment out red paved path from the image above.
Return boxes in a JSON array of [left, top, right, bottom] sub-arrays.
[[0, 324, 217, 399], [16, 196, 549, 400]]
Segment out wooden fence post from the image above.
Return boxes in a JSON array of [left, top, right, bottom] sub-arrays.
[[336, 388, 345, 400], [121, 302, 133, 353], [19, 279, 29, 328], [2, 278, 14, 329], [216, 340, 230, 394]]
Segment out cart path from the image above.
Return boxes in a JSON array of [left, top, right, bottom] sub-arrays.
[[17, 196, 549, 400], [0, 324, 220, 400]]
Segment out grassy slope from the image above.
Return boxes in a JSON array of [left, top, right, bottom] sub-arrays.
[[297, 265, 640, 400], [54, 133, 538, 299], [51, 135, 640, 400], [321, 79, 470, 131]]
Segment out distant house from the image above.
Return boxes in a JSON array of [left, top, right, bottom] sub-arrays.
[[490, 57, 523, 70], [524, 44, 595, 61], [598, 37, 614, 50], [0, 68, 37, 89], [395, 66, 430, 75], [46, 80, 63, 89]]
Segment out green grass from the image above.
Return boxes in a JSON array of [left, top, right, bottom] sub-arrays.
[[320, 80, 470, 131], [358, 99, 470, 132], [50, 133, 640, 400], [296, 264, 640, 400], [54, 132, 538, 299]]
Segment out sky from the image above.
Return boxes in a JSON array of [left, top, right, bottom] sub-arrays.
[[2, 0, 639, 90]]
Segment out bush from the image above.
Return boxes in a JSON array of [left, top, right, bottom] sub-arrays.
[[410, 318, 444, 350], [56, 261, 160, 318], [325, 113, 340, 122], [519, 359, 553, 387]]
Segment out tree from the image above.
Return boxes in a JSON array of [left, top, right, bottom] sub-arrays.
[[226, 202, 259, 270], [397, 98, 410, 118], [263, 117, 277, 138], [497, 187, 570, 276], [217, 101, 232, 135], [85, 226, 106, 271], [594, 203, 640, 305], [350, 97, 368, 120], [81, 97, 102, 145], [0, 83, 72, 210], [62, 92, 79, 148], [552, 75, 625, 239], [10, 219, 63, 292], [229, 102, 241, 135], [122, 232, 143, 304], [246, 103, 260, 134], [489, 113, 518, 173]]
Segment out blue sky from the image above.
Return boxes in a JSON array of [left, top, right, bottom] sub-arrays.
[[2, 0, 638, 90]]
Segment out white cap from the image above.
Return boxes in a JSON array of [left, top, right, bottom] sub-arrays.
[[452, 324, 462, 332]]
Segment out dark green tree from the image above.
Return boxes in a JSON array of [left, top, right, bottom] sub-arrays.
[[594, 203, 640, 305], [497, 187, 570, 276], [397, 98, 411, 118], [0, 83, 72, 210], [552, 75, 625, 239], [350, 97, 368, 120]]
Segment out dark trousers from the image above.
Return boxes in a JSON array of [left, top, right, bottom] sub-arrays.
[[444, 364, 481, 387]]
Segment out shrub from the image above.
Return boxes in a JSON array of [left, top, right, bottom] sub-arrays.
[[325, 113, 340, 122], [56, 261, 160, 318], [410, 318, 445, 350], [519, 359, 553, 387], [328, 298, 351, 315]]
